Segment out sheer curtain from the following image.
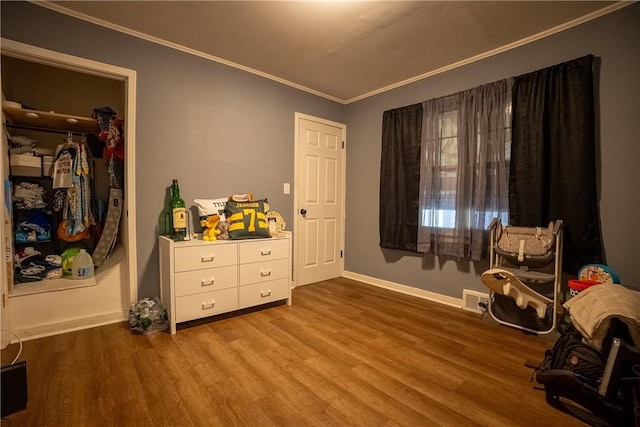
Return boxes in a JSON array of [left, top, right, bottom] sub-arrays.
[[418, 79, 512, 260]]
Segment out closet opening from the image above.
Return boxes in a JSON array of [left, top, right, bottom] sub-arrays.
[[1, 39, 137, 339]]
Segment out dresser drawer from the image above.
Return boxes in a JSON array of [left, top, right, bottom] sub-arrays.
[[239, 278, 289, 308], [239, 238, 289, 264], [239, 258, 289, 286], [174, 243, 237, 272], [174, 265, 237, 297], [175, 287, 238, 322]]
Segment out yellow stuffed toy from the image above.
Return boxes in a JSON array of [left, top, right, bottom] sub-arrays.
[[202, 214, 221, 241]]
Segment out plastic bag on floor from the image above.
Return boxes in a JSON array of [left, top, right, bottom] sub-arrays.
[[128, 297, 169, 335]]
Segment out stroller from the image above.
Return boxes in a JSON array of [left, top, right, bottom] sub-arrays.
[[481, 218, 563, 335]]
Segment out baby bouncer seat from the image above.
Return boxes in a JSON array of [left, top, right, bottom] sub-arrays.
[[481, 218, 563, 335]]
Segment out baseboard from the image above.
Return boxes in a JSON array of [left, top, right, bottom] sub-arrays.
[[342, 271, 463, 309], [9, 311, 127, 342]]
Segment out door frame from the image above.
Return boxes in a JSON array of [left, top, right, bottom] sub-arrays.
[[293, 112, 346, 287], [0, 39, 138, 310]]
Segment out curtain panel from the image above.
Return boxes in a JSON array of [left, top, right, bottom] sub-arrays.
[[510, 54, 603, 273], [379, 103, 423, 251], [418, 79, 512, 260]]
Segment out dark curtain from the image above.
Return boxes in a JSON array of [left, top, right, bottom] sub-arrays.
[[509, 55, 603, 273], [380, 103, 423, 250]]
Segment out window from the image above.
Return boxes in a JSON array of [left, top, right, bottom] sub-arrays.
[[381, 55, 600, 269], [379, 79, 512, 258], [421, 108, 459, 230], [422, 105, 512, 230], [478, 103, 511, 230], [417, 79, 512, 259]]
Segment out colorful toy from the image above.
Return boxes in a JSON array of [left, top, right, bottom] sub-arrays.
[[202, 214, 221, 241], [578, 264, 620, 284]]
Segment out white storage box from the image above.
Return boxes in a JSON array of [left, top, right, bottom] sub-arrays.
[[10, 154, 41, 177], [42, 156, 54, 177]]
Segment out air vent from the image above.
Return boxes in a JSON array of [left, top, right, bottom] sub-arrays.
[[462, 289, 490, 314]]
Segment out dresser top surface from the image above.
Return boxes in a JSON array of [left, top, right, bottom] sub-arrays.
[[160, 232, 291, 247]]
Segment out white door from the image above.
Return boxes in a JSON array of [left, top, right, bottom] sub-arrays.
[[294, 114, 345, 286]]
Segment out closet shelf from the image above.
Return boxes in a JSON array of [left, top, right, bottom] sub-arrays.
[[2, 106, 98, 134]]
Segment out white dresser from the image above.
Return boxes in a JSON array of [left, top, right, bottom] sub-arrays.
[[159, 233, 291, 334]]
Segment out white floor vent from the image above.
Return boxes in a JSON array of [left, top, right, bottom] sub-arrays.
[[462, 290, 490, 314]]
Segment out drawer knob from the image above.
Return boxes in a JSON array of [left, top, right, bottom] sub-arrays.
[[201, 279, 214, 287], [202, 301, 215, 310], [260, 270, 272, 277], [260, 290, 271, 298], [260, 249, 272, 256], [201, 256, 215, 263]]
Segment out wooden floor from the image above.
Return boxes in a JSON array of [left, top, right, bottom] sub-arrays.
[[1, 278, 586, 426]]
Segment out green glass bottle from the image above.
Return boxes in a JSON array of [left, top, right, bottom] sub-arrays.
[[170, 179, 187, 241]]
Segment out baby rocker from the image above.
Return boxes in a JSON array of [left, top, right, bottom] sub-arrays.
[[481, 218, 563, 334]]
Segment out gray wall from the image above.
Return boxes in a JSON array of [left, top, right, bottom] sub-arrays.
[[3, 2, 639, 301], [344, 3, 640, 296], [1, 2, 344, 297]]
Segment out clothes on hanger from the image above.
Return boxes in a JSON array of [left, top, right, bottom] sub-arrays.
[[52, 135, 77, 189], [53, 133, 95, 238]]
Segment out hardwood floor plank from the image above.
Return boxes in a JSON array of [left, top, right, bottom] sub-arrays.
[[102, 326, 156, 424], [2, 278, 587, 426], [214, 376, 279, 426], [349, 363, 486, 427]]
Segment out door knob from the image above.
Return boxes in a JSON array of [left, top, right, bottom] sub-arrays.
[[300, 208, 307, 215]]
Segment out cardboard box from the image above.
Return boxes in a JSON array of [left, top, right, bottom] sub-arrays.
[[10, 154, 41, 177]]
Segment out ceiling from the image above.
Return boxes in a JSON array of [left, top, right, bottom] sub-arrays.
[[42, 1, 624, 104]]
